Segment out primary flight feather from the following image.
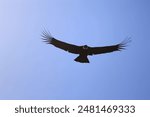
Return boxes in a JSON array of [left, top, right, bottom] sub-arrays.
[[42, 31, 130, 63]]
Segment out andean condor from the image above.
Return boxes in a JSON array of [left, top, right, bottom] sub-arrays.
[[42, 31, 130, 63]]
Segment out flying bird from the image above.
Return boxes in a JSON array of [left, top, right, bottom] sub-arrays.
[[42, 31, 130, 63]]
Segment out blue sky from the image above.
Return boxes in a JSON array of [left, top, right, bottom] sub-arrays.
[[0, 0, 150, 99]]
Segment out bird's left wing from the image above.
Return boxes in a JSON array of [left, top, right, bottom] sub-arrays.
[[42, 31, 81, 54], [88, 39, 131, 55]]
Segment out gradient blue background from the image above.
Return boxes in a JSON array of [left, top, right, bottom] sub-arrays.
[[0, 0, 150, 99]]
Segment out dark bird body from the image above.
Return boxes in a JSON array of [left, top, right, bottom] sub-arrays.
[[42, 31, 130, 63]]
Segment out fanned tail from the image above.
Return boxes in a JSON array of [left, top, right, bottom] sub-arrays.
[[74, 55, 90, 63]]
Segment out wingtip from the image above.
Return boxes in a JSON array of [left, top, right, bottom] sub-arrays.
[[121, 36, 132, 45], [41, 29, 54, 44], [118, 37, 131, 51]]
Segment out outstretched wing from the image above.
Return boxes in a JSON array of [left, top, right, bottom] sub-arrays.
[[88, 38, 131, 55], [42, 31, 81, 54]]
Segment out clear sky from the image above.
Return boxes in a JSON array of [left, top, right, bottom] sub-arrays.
[[0, 0, 150, 99]]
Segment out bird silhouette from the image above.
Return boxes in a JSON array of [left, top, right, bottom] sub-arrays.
[[42, 31, 131, 63]]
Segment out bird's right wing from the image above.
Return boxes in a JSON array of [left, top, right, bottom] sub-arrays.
[[88, 39, 131, 55], [42, 31, 81, 54]]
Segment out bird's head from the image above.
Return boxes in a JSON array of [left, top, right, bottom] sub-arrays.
[[83, 45, 88, 50]]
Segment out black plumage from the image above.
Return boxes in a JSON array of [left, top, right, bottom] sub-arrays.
[[42, 31, 130, 63]]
